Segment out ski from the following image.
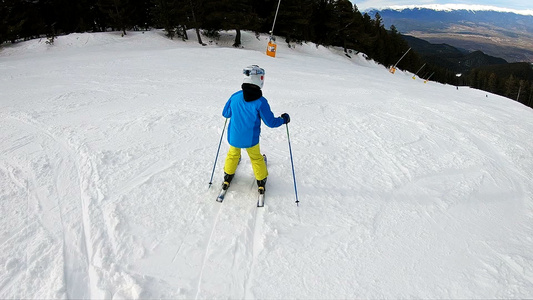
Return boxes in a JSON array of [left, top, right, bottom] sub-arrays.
[[216, 155, 267, 207], [257, 188, 265, 207], [216, 183, 229, 202], [215, 158, 240, 203], [257, 154, 267, 207]]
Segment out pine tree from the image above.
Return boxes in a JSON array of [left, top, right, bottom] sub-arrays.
[[275, 0, 313, 45], [2, 0, 44, 42], [357, 13, 377, 58], [373, 12, 383, 30], [487, 73, 498, 93], [504, 75, 518, 99], [0, 0, 12, 43], [202, 0, 257, 47], [129, 0, 152, 30], [370, 13, 388, 64], [333, 0, 359, 51], [98, 0, 132, 36], [183, 0, 205, 45], [151, 0, 179, 39], [311, 0, 336, 47], [529, 82, 533, 107], [388, 25, 411, 69], [345, 4, 366, 54]]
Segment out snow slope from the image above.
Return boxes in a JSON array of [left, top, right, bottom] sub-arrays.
[[1, 30, 533, 299]]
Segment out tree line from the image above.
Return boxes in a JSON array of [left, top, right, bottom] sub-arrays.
[[0, 0, 414, 63], [466, 63, 533, 108], [1, 0, 531, 108]]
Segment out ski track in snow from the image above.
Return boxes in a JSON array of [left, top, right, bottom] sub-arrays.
[[0, 112, 95, 298], [1, 30, 533, 299]]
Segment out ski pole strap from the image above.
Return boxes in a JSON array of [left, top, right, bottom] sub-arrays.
[[209, 118, 228, 188], [286, 123, 299, 206]]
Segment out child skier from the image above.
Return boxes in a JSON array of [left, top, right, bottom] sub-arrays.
[[221, 65, 290, 194]]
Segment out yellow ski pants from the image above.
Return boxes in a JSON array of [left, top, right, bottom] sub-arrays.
[[224, 144, 267, 180]]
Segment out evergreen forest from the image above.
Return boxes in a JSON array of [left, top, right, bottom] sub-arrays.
[[1, 0, 531, 108]]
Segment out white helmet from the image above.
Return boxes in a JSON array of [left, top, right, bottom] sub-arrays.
[[243, 65, 265, 89]]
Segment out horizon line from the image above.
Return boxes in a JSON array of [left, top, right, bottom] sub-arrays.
[[362, 4, 533, 16]]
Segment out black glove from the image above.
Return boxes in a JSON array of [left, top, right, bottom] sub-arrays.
[[281, 113, 290, 124]]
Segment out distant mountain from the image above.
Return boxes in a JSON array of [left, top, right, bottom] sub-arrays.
[[402, 35, 508, 73], [367, 5, 533, 63]]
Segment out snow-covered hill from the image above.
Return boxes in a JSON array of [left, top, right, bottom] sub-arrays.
[[1, 30, 532, 299], [377, 4, 533, 16]]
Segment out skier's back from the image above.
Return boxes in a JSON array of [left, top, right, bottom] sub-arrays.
[[221, 65, 290, 193]]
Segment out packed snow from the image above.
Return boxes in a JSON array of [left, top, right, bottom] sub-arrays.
[[1, 30, 532, 299]]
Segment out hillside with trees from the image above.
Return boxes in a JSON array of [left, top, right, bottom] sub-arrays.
[[467, 63, 533, 106], [1, 0, 531, 108]]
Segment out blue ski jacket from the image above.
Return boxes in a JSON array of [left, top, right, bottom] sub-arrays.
[[223, 84, 284, 149]]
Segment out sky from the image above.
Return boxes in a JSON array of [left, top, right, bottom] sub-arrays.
[[353, 0, 533, 12]]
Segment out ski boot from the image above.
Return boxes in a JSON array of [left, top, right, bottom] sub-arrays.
[[257, 177, 267, 195], [222, 172, 235, 190]]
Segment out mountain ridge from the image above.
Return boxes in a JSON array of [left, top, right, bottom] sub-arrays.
[[367, 6, 533, 63], [372, 4, 533, 16], [401, 34, 508, 73]]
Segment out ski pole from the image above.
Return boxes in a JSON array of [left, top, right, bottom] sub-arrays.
[[208, 118, 228, 189], [286, 123, 299, 206]]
